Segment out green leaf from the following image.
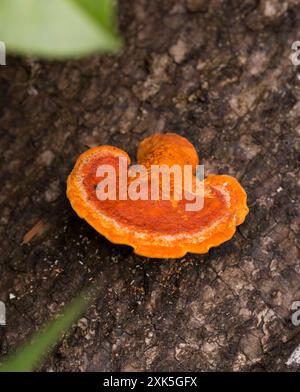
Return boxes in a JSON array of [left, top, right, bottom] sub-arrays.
[[0, 291, 91, 372], [73, 0, 117, 32], [0, 0, 122, 59]]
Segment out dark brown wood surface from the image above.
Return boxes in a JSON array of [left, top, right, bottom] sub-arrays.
[[0, 0, 299, 371]]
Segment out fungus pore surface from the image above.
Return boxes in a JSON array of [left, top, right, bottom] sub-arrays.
[[67, 133, 249, 258]]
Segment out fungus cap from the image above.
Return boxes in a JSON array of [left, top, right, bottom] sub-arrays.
[[67, 133, 249, 258]]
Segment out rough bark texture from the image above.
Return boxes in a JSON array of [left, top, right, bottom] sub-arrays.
[[0, 0, 299, 371]]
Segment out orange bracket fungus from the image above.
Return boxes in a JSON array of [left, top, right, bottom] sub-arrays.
[[67, 133, 249, 258]]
